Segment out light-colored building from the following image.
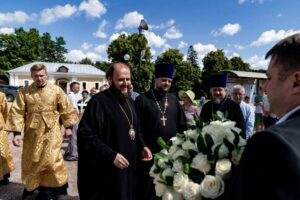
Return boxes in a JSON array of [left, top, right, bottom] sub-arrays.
[[222, 70, 267, 104], [8, 62, 107, 93]]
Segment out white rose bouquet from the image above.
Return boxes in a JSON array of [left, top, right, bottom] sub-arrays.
[[150, 111, 246, 200]]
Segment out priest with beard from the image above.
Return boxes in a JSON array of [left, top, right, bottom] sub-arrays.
[[77, 62, 152, 200], [200, 74, 246, 138], [135, 63, 187, 200]]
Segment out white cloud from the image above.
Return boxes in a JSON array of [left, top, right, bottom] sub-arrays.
[[143, 31, 166, 48], [109, 31, 128, 43], [81, 42, 91, 50], [231, 52, 240, 58], [65, 49, 102, 62], [213, 23, 241, 36], [193, 43, 217, 67], [0, 11, 33, 26], [40, 4, 77, 25], [115, 11, 144, 30], [238, 0, 265, 4], [246, 55, 269, 70], [251, 29, 300, 47], [277, 13, 282, 18], [93, 20, 107, 38], [0, 27, 14, 34], [94, 44, 107, 54], [164, 26, 183, 39], [234, 44, 245, 50], [79, 0, 106, 18], [149, 19, 175, 30], [178, 41, 188, 49]]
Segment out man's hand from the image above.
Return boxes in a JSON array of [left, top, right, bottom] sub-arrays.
[[140, 147, 152, 161], [12, 135, 22, 147], [64, 129, 72, 137], [113, 153, 129, 169]]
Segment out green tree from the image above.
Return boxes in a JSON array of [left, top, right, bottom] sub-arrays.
[[107, 33, 153, 92], [79, 57, 94, 65], [187, 45, 199, 68], [0, 27, 67, 70], [230, 56, 251, 71], [155, 49, 201, 97], [95, 61, 111, 73]]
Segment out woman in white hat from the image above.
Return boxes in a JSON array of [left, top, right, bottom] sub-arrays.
[[180, 90, 201, 127]]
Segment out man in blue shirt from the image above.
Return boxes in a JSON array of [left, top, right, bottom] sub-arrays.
[[232, 84, 255, 139]]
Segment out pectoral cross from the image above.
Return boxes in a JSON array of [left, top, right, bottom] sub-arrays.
[[161, 116, 167, 126]]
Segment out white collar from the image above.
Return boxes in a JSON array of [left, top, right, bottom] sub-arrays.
[[276, 105, 300, 124]]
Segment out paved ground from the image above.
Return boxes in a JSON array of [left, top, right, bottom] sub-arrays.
[[0, 134, 79, 200]]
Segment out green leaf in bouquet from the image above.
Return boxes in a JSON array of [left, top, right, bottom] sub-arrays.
[[232, 128, 240, 146], [204, 134, 214, 155], [176, 156, 190, 164], [195, 117, 204, 129], [155, 152, 169, 162], [212, 112, 222, 121], [157, 137, 170, 150], [197, 133, 208, 154], [183, 162, 190, 174], [188, 149, 198, 159], [188, 168, 205, 184], [213, 143, 222, 161], [223, 138, 235, 152], [165, 176, 174, 186]]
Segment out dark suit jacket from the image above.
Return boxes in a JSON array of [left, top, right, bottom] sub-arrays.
[[226, 108, 300, 200]]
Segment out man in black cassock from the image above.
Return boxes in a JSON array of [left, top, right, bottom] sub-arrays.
[[77, 62, 152, 200], [200, 74, 246, 138], [135, 63, 187, 200]]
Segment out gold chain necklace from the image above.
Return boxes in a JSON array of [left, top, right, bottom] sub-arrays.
[[151, 89, 168, 126], [109, 91, 135, 140]]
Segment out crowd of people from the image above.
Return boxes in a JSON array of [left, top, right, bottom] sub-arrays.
[[0, 33, 300, 200]]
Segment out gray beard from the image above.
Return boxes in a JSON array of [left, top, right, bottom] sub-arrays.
[[213, 98, 221, 104]]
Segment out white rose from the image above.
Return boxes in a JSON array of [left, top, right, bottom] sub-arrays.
[[171, 136, 184, 146], [224, 130, 235, 143], [172, 149, 189, 160], [200, 175, 225, 199], [172, 160, 183, 172], [182, 181, 201, 200], [217, 144, 229, 158], [154, 182, 167, 197], [163, 189, 184, 200], [191, 153, 211, 174], [173, 172, 189, 193], [215, 159, 232, 179], [223, 121, 236, 129], [158, 158, 167, 168], [238, 137, 247, 147], [162, 167, 174, 179], [161, 149, 169, 155], [182, 140, 196, 151], [168, 145, 178, 159], [231, 147, 245, 166], [149, 165, 159, 179]]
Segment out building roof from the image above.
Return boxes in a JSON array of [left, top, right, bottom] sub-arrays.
[[8, 61, 105, 76], [222, 70, 267, 79]]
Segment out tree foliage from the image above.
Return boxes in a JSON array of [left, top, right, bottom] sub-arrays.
[[187, 45, 199, 68], [156, 48, 201, 97], [107, 33, 153, 92], [0, 27, 67, 70], [230, 56, 251, 71]]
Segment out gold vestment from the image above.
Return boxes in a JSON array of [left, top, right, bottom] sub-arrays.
[[0, 92, 15, 181], [6, 83, 78, 191]]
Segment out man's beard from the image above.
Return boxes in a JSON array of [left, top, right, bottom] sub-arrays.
[[110, 82, 129, 99], [213, 98, 221, 104]]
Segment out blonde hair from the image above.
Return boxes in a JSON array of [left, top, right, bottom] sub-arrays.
[[30, 64, 48, 74]]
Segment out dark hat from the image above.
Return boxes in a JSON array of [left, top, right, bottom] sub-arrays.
[[154, 63, 175, 79], [210, 74, 227, 88]]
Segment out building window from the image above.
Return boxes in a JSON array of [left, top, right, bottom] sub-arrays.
[[95, 83, 99, 90], [82, 82, 86, 90], [24, 80, 29, 87]]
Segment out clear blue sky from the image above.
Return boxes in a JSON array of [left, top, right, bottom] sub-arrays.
[[1, 0, 299, 69]]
